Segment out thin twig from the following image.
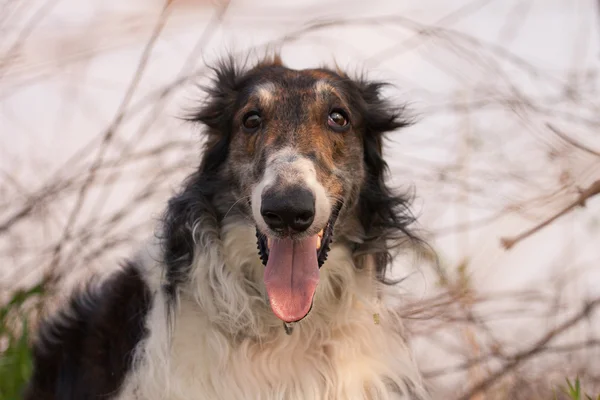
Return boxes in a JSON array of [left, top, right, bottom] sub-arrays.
[[500, 179, 600, 250], [44, 2, 173, 284], [0, 0, 60, 81], [546, 123, 600, 157], [456, 297, 600, 400], [424, 339, 600, 378]]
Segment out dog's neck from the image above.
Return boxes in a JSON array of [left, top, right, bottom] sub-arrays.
[[177, 220, 379, 339], [126, 223, 428, 400]]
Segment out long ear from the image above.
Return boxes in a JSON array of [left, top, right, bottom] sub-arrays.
[[353, 79, 419, 283], [190, 58, 239, 131], [185, 57, 242, 174], [357, 80, 410, 173], [162, 59, 243, 298], [163, 56, 286, 299]]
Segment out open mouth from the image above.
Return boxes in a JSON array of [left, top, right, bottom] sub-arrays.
[[256, 203, 341, 324], [256, 215, 336, 268]]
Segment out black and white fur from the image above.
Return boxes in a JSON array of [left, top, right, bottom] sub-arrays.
[[25, 57, 429, 400]]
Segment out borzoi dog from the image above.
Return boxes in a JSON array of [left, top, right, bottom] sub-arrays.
[[25, 57, 429, 400]]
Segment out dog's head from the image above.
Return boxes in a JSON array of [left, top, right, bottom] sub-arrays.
[[172, 56, 414, 323]]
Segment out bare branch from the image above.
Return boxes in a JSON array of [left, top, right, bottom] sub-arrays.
[[457, 297, 600, 400], [547, 123, 600, 158], [44, 2, 174, 284], [500, 179, 600, 250]]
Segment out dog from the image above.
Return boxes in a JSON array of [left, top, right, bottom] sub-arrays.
[[25, 56, 429, 400]]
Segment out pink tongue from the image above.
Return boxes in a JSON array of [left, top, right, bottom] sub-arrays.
[[264, 236, 320, 323]]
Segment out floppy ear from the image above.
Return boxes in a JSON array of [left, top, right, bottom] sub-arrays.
[[189, 52, 283, 133], [191, 60, 239, 132], [162, 59, 243, 297], [352, 79, 418, 282], [357, 80, 410, 171], [184, 58, 243, 174]]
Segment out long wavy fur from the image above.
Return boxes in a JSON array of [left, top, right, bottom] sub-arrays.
[[162, 57, 421, 297]]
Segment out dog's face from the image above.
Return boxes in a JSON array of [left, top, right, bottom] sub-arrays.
[[189, 58, 409, 324], [238, 75, 363, 242], [227, 66, 366, 323]]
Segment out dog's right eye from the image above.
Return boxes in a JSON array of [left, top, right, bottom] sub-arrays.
[[242, 112, 262, 133]]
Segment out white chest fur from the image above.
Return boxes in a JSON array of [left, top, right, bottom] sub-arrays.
[[118, 226, 427, 400]]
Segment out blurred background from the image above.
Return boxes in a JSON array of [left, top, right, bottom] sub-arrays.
[[1, 0, 599, 399]]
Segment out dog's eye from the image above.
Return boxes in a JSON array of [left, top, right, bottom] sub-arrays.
[[242, 112, 262, 133], [327, 109, 349, 132]]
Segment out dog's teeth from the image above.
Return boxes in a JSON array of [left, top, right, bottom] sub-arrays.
[[316, 229, 324, 249], [267, 238, 272, 249]]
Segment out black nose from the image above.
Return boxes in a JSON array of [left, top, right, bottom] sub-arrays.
[[260, 186, 315, 233]]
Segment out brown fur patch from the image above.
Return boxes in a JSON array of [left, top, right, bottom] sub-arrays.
[[221, 61, 373, 237]]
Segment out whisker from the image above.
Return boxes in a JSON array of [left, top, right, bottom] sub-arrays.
[[223, 195, 252, 220]]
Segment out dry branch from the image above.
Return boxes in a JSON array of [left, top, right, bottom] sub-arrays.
[[547, 123, 600, 158], [43, 2, 174, 286], [456, 297, 600, 400], [500, 179, 600, 250]]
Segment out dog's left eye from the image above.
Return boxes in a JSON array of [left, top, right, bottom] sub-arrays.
[[327, 109, 349, 132], [242, 112, 262, 133]]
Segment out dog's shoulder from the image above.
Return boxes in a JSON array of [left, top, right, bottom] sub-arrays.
[[24, 262, 152, 400]]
